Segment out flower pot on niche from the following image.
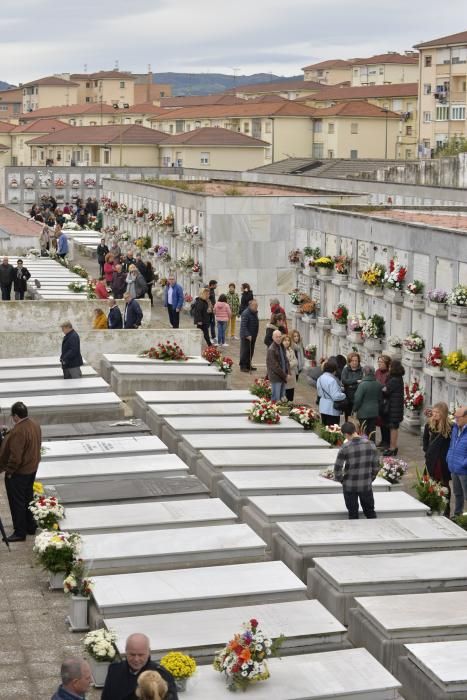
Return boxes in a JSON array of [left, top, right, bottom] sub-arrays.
[[386, 348, 402, 360], [448, 306, 467, 324], [88, 658, 110, 688], [404, 295, 425, 310], [423, 366, 445, 379], [175, 678, 188, 693], [331, 322, 347, 336], [364, 287, 384, 297], [402, 349, 424, 368], [384, 289, 404, 304], [347, 331, 363, 344], [317, 316, 331, 328], [317, 268, 332, 280], [332, 274, 348, 286], [445, 370, 467, 388], [426, 301, 447, 317], [364, 338, 383, 352], [348, 278, 364, 292], [66, 596, 90, 632]]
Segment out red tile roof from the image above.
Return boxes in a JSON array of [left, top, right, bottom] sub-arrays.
[[160, 94, 246, 108], [248, 94, 289, 103], [70, 71, 133, 80], [19, 103, 118, 120], [302, 59, 353, 71], [123, 103, 175, 115], [312, 101, 400, 118], [350, 53, 419, 65], [297, 82, 419, 102], [0, 207, 43, 237], [12, 118, 70, 133], [26, 124, 168, 145], [150, 102, 317, 121], [21, 76, 80, 88], [160, 127, 268, 147], [225, 78, 323, 94], [0, 121, 15, 133], [414, 30, 467, 48]]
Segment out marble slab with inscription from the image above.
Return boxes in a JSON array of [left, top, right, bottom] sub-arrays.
[[40, 435, 167, 460]]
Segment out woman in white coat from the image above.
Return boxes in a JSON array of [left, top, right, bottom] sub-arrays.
[[316, 358, 346, 426]]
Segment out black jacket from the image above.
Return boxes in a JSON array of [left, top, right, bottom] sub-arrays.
[[239, 289, 253, 315], [0, 263, 14, 287], [101, 658, 178, 700], [193, 297, 209, 325], [108, 305, 123, 329], [122, 256, 136, 273], [13, 266, 31, 292], [112, 271, 127, 298], [382, 375, 404, 424], [240, 307, 259, 339], [423, 424, 452, 482], [124, 299, 143, 328], [97, 244, 109, 263], [208, 286, 216, 312], [60, 329, 83, 369]]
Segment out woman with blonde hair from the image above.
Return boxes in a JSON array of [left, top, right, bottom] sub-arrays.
[[136, 670, 168, 700], [92, 307, 108, 329], [282, 334, 297, 402], [423, 401, 452, 516]]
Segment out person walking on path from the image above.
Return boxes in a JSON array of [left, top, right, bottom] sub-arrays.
[[352, 365, 382, 441], [213, 294, 231, 347], [226, 283, 240, 339], [97, 238, 109, 277], [266, 330, 289, 401], [57, 229, 69, 259], [0, 401, 41, 542], [423, 402, 452, 517], [144, 260, 156, 307], [123, 292, 143, 329], [108, 297, 123, 329], [92, 308, 108, 329], [334, 421, 380, 520], [316, 359, 347, 426], [60, 321, 83, 378], [125, 264, 146, 300], [239, 299, 259, 373], [447, 406, 467, 517], [163, 275, 184, 329], [0, 256, 15, 300], [103, 253, 115, 284], [192, 288, 212, 347], [13, 259, 31, 300]]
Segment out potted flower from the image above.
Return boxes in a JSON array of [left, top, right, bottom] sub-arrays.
[[361, 314, 385, 352], [424, 344, 445, 378], [378, 457, 408, 485], [386, 336, 403, 359], [426, 288, 448, 317], [331, 303, 348, 336], [319, 423, 344, 446], [404, 380, 424, 422], [447, 284, 467, 323], [83, 629, 118, 687], [304, 344, 317, 365], [160, 651, 197, 692], [404, 280, 425, 309], [289, 406, 319, 430], [289, 289, 302, 306], [9, 176, 19, 188], [361, 263, 386, 296], [54, 176, 65, 189], [191, 262, 201, 278], [213, 618, 284, 692], [443, 350, 467, 387], [314, 256, 334, 279], [298, 297, 317, 321], [29, 493, 64, 531], [383, 259, 407, 303], [33, 530, 81, 589], [402, 332, 425, 367], [250, 378, 272, 399], [347, 315, 364, 344], [303, 246, 320, 276], [333, 255, 352, 285], [288, 249, 302, 266], [247, 398, 281, 424], [414, 467, 449, 515], [64, 559, 93, 631]]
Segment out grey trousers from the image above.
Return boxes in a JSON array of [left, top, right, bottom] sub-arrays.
[[63, 366, 82, 379]]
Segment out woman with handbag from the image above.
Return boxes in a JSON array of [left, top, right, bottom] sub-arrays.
[[423, 402, 452, 517], [316, 359, 347, 426]]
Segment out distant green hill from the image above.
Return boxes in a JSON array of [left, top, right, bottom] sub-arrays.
[[152, 72, 302, 96], [0, 81, 14, 91]]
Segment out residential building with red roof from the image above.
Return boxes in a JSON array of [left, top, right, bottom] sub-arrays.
[[0, 87, 23, 118], [302, 59, 353, 85], [69, 70, 136, 107], [349, 53, 419, 87], [414, 30, 467, 156], [20, 75, 79, 112], [224, 77, 323, 100]]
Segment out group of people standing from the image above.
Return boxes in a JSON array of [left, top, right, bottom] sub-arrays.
[[0, 256, 31, 300], [99, 244, 156, 307]]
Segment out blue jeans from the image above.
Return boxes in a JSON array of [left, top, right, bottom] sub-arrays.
[[271, 382, 285, 402], [217, 320, 227, 345], [452, 473, 467, 516]]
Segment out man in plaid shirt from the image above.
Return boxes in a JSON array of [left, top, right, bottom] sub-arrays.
[[334, 422, 380, 519]]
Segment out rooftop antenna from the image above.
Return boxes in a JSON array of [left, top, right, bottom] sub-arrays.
[[115, 59, 119, 71], [84, 63, 88, 73], [232, 68, 240, 87]]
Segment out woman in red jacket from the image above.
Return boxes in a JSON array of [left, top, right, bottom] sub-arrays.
[[103, 253, 115, 284]]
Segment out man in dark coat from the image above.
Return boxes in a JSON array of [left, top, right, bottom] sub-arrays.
[[239, 299, 259, 372], [123, 292, 143, 329], [208, 279, 217, 341], [60, 322, 83, 378], [111, 264, 127, 299], [13, 259, 31, 300], [0, 256, 15, 300], [266, 329, 289, 401], [96, 238, 109, 277], [108, 298, 123, 329], [51, 657, 92, 700], [122, 249, 137, 273], [101, 633, 178, 700]]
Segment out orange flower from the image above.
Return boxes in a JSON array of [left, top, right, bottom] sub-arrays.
[[239, 648, 251, 662]]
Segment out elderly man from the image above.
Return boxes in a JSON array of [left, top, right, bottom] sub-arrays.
[[111, 263, 127, 299], [163, 274, 184, 329], [51, 658, 92, 700], [447, 406, 467, 517], [269, 297, 288, 334], [123, 292, 143, 329], [101, 632, 178, 700], [108, 297, 123, 329], [0, 256, 14, 300], [266, 329, 289, 401], [0, 402, 41, 542], [239, 299, 259, 372], [60, 321, 83, 378]]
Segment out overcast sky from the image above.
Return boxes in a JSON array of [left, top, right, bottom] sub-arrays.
[[2, 0, 467, 83]]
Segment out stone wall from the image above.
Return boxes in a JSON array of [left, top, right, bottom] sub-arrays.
[[355, 153, 467, 190], [0, 328, 202, 371], [0, 299, 152, 331]]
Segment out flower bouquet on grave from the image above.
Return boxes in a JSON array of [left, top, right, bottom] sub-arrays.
[[443, 350, 467, 375], [161, 651, 197, 692], [148, 212, 163, 225], [289, 289, 302, 305], [216, 356, 234, 375], [63, 559, 93, 597], [84, 177, 96, 188], [314, 256, 334, 269], [304, 344, 317, 361], [119, 231, 131, 242], [33, 481, 45, 496], [332, 303, 348, 325], [297, 295, 316, 317], [213, 618, 284, 692], [384, 258, 407, 290], [68, 281, 86, 293], [403, 332, 425, 352], [184, 293, 193, 303], [361, 314, 385, 339], [427, 289, 448, 304], [203, 345, 222, 363], [249, 378, 272, 399], [320, 467, 336, 481], [426, 344, 444, 367], [387, 335, 403, 349], [163, 213, 175, 229], [83, 628, 117, 663], [29, 494, 64, 531], [406, 280, 424, 296], [54, 176, 65, 189], [378, 457, 408, 484], [333, 255, 352, 275], [360, 262, 386, 287], [288, 249, 302, 265], [70, 264, 89, 279], [447, 284, 467, 307], [303, 246, 321, 269], [86, 280, 97, 299], [139, 341, 188, 361], [404, 381, 424, 411], [33, 531, 81, 574], [191, 262, 201, 274], [319, 423, 344, 446], [289, 406, 319, 430], [414, 467, 449, 514], [247, 399, 281, 424]]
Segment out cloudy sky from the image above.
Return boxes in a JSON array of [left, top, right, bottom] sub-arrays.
[[2, 0, 467, 83]]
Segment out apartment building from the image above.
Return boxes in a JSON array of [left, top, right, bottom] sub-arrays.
[[18, 103, 167, 128], [415, 30, 467, 154], [70, 71, 136, 107], [21, 76, 79, 112], [10, 119, 69, 166], [0, 87, 23, 117], [300, 83, 418, 159], [302, 59, 352, 85], [349, 53, 419, 86], [225, 78, 323, 100]]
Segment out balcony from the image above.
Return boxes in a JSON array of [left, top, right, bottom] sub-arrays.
[[436, 61, 467, 77]]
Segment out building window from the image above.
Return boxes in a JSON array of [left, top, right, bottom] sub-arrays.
[[162, 156, 170, 166], [120, 81, 125, 88], [85, 97, 91, 103], [423, 111, 432, 123], [424, 55, 432, 67], [264, 121, 272, 134], [392, 99, 403, 111], [243, 122, 250, 133], [328, 122, 335, 134], [406, 125, 413, 136], [328, 150, 334, 158], [312, 143, 323, 158], [451, 105, 466, 120], [405, 149, 413, 159], [86, 82, 91, 88], [103, 149, 110, 165], [56, 151, 62, 161], [90, 121, 97, 125], [195, 121, 201, 128], [169, 124, 174, 133], [436, 106, 449, 120], [32, 149, 37, 160], [350, 149, 358, 159], [200, 152, 210, 165], [423, 83, 431, 95], [350, 123, 359, 134], [265, 146, 272, 159], [379, 67, 384, 74], [313, 120, 322, 133]]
